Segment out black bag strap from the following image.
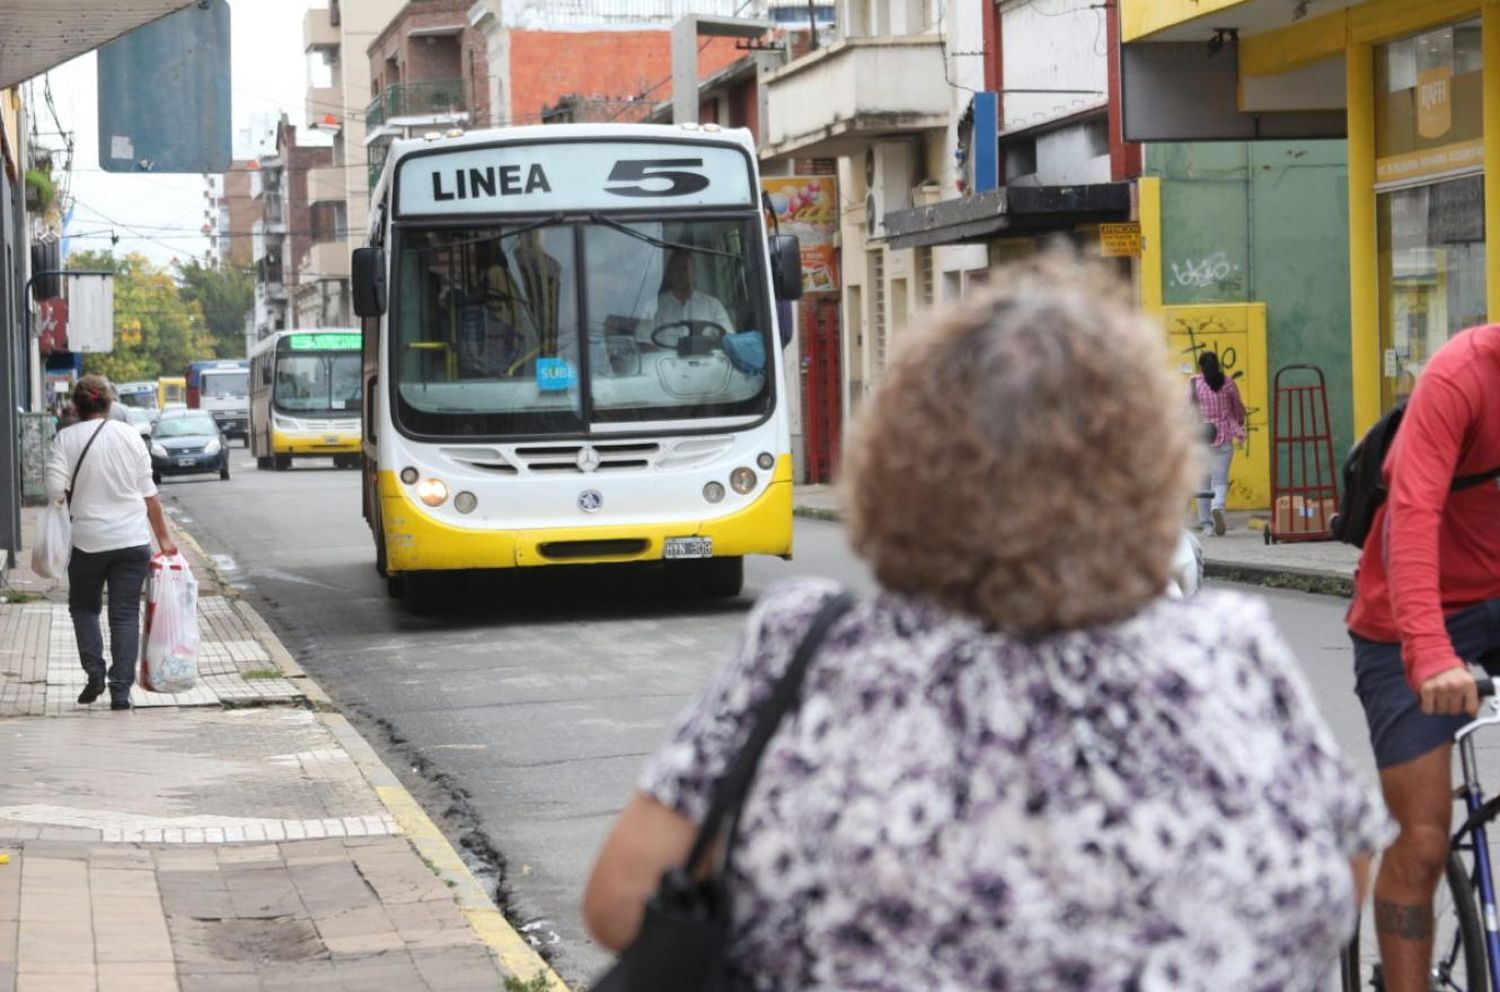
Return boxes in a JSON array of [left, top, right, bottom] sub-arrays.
[[682, 589, 855, 877], [1453, 465, 1500, 492], [66, 421, 108, 507]]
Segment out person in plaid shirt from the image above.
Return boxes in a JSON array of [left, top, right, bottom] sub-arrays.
[[1190, 352, 1246, 536]]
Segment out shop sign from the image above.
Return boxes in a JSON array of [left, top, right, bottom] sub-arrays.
[[1416, 66, 1454, 140], [1099, 223, 1142, 257], [762, 176, 840, 293], [1376, 138, 1484, 183]]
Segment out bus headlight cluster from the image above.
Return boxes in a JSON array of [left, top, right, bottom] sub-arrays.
[[415, 478, 448, 507], [730, 467, 757, 495], [757, 452, 775, 471], [399, 466, 419, 485], [703, 481, 725, 504], [454, 491, 477, 514]]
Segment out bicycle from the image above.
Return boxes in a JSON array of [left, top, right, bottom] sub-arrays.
[[1343, 665, 1500, 991]]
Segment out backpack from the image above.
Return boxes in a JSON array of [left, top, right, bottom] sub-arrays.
[[1330, 402, 1500, 547]]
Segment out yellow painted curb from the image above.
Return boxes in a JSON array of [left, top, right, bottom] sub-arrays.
[[375, 784, 569, 991]]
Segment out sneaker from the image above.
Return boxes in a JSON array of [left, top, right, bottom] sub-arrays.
[[110, 697, 132, 711], [77, 675, 106, 705], [1200, 523, 1215, 536], [1212, 507, 1226, 536]]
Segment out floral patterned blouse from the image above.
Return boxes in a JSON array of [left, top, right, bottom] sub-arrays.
[[640, 579, 1391, 992]]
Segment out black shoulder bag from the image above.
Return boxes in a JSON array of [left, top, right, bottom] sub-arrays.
[[591, 590, 856, 992], [67, 421, 108, 509]]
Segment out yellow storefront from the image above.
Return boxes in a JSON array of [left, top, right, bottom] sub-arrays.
[[1122, 0, 1500, 435]]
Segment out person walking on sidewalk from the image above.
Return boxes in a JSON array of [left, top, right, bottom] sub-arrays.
[[1348, 323, 1500, 992], [584, 254, 1387, 991], [1189, 351, 1246, 537], [45, 375, 178, 711]]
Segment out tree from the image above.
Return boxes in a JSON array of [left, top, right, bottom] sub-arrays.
[[176, 260, 253, 359], [72, 250, 217, 382]]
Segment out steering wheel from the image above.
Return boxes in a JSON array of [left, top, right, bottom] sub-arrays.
[[650, 320, 729, 351]]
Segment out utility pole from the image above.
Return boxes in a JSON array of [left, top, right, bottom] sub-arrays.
[[807, 0, 819, 49]]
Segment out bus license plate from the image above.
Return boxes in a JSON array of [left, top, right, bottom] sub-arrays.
[[663, 537, 712, 559]]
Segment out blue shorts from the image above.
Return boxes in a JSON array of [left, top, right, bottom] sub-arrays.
[[1353, 599, 1500, 769]]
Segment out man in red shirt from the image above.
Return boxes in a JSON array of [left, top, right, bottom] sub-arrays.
[[1348, 323, 1500, 991]]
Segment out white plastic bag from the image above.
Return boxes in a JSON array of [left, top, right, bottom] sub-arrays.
[[140, 553, 200, 694], [30, 501, 72, 579]]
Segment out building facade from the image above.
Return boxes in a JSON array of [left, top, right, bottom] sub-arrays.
[[251, 118, 332, 342], [1122, 0, 1500, 438]]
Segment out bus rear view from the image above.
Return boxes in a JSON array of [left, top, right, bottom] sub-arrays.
[[354, 124, 804, 612]]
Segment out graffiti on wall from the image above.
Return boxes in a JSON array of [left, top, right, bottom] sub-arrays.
[[1169, 251, 1244, 292], [1164, 303, 1269, 510]]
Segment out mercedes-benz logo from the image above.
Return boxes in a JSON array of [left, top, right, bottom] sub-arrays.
[[578, 489, 603, 513], [576, 446, 601, 473]]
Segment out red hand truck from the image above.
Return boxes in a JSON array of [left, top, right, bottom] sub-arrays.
[[1265, 364, 1340, 545]]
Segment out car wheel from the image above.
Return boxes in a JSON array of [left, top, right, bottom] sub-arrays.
[[219, 456, 230, 481]]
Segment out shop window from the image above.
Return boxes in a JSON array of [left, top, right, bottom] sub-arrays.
[[1377, 175, 1486, 407], [1374, 18, 1487, 410]]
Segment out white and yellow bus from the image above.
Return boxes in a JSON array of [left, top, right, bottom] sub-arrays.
[[248, 329, 363, 471], [352, 123, 805, 610]]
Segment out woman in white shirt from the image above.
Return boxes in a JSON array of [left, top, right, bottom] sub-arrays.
[[45, 375, 177, 710]]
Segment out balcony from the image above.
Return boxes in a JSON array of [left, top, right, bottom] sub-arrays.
[[307, 85, 343, 131], [307, 165, 344, 205], [364, 78, 468, 129], [304, 7, 338, 50], [762, 36, 950, 159], [309, 241, 351, 281]]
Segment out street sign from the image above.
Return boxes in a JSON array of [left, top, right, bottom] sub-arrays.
[[1100, 223, 1142, 257], [97, 0, 232, 173]]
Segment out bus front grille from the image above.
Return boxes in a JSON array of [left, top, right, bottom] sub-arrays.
[[537, 539, 649, 560]]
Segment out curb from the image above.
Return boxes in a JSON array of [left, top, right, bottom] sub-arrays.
[[324, 714, 568, 991], [173, 516, 567, 989], [1202, 560, 1354, 598], [792, 504, 841, 522]]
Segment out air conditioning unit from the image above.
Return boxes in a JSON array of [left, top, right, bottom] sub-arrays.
[[863, 142, 916, 240]]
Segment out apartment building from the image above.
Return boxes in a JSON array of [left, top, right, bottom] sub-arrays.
[[301, 0, 404, 328], [251, 117, 332, 340], [363, 0, 494, 191]]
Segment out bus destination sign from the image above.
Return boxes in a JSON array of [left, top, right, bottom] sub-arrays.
[[287, 332, 361, 351], [396, 140, 755, 216]]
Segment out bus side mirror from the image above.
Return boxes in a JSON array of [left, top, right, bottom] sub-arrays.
[[352, 248, 387, 317], [770, 235, 803, 302]]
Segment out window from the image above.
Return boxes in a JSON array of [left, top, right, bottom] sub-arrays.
[[391, 217, 772, 438], [310, 202, 347, 244], [868, 249, 886, 373]]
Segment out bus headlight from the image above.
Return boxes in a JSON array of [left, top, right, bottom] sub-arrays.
[[730, 467, 757, 495], [400, 466, 419, 485], [454, 491, 477, 514], [757, 452, 775, 470], [416, 478, 448, 507], [703, 481, 725, 504]]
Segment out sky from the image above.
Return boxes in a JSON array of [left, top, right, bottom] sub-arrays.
[[36, 0, 320, 269]]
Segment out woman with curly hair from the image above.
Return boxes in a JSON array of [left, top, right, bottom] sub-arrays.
[[45, 374, 177, 710], [583, 254, 1388, 990]]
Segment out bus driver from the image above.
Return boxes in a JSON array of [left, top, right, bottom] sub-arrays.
[[638, 249, 734, 345]]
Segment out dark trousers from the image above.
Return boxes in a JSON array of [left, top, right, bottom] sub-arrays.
[[68, 544, 150, 700]]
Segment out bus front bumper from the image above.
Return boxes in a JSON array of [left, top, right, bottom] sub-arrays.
[[379, 466, 794, 573], [272, 431, 361, 456]]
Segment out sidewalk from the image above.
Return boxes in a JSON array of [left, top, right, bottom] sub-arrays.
[[0, 504, 562, 992], [793, 484, 1360, 596]]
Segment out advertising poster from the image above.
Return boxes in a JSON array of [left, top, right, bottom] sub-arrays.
[[762, 176, 840, 294]]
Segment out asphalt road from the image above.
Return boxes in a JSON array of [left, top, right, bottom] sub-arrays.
[[162, 448, 1465, 987]]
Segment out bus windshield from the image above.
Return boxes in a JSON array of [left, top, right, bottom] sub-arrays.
[[393, 217, 772, 438], [202, 371, 249, 398], [274, 353, 362, 414]]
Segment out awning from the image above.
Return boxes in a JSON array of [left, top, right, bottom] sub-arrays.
[[0, 1, 199, 88], [882, 183, 1133, 251]]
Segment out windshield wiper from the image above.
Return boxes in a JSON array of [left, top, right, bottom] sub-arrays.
[[416, 213, 566, 253], [586, 214, 738, 260]]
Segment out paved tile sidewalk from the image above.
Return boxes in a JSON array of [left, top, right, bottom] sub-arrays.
[[0, 503, 543, 991]]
